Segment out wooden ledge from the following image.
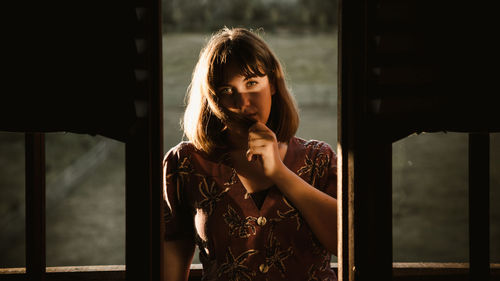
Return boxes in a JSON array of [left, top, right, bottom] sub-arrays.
[[0, 266, 126, 281], [0, 263, 499, 280]]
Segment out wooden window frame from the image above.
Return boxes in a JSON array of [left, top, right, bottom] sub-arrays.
[[0, 0, 163, 280], [338, 0, 500, 280], [2, 0, 500, 280]]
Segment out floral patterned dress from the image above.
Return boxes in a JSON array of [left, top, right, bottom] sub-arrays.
[[162, 136, 337, 281]]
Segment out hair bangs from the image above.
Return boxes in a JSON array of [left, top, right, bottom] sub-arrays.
[[209, 42, 269, 92]]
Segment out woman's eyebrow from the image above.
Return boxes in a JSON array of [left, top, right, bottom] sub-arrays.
[[243, 74, 259, 80]]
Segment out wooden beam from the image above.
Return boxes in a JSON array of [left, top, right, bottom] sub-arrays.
[[468, 133, 490, 280], [25, 133, 46, 281], [338, 0, 367, 279], [125, 0, 162, 280], [339, 0, 393, 280], [2, 263, 499, 281], [394, 263, 500, 281], [353, 138, 392, 281]]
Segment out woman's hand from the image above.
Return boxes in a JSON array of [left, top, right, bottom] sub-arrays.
[[246, 122, 285, 179], [246, 122, 338, 254]]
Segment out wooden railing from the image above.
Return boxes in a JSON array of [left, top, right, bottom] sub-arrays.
[[1, 263, 499, 281]]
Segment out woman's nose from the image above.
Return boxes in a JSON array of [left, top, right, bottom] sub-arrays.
[[234, 91, 251, 110]]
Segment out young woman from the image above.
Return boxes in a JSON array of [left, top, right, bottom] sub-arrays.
[[162, 27, 338, 281]]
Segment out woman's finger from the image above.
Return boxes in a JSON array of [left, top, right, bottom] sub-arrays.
[[246, 145, 266, 161], [248, 128, 275, 141], [247, 138, 270, 148]]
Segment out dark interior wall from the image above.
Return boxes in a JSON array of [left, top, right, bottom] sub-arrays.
[[1, 1, 139, 141]]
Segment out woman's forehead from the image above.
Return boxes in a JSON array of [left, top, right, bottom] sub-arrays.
[[218, 61, 265, 82]]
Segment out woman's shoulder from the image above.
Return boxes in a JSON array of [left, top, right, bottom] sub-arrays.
[[290, 136, 335, 155], [163, 141, 198, 163], [169, 141, 197, 153], [163, 141, 226, 166], [163, 141, 232, 178]]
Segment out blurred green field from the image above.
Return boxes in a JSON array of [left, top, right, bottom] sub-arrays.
[[162, 32, 338, 152]]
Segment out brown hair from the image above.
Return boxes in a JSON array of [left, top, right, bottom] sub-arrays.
[[183, 27, 299, 154]]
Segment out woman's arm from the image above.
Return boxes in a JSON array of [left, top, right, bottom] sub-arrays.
[[270, 166, 337, 254], [163, 239, 195, 281], [246, 122, 337, 254]]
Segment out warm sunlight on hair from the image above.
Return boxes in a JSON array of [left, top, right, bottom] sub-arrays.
[[182, 27, 299, 155]]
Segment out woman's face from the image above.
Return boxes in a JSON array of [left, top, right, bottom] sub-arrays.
[[217, 63, 275, 125]]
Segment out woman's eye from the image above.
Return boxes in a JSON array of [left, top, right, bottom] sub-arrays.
[[246, 81, 258, 87], [219, 88, 232, 95]]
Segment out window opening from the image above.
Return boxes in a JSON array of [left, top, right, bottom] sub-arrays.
[[0, 132, 26, 268], [393, 132, 469, 262], [162, 0, 339, 266], [45, 133, 125, 266]]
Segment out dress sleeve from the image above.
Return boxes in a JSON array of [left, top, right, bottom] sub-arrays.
[[162, 147, 195, 241], [322, 143, 337, 199], [308, 141, 337, 199]]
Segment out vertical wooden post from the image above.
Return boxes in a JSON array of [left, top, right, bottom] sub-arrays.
[[469, 133, 490, 281], [338, 0, 368, 278], [152, 0, 163, 279], [25, 132, 46, 281], [339, 0, 393, 280], [126, 0, 162, 279], [354, 136, 392, 280]]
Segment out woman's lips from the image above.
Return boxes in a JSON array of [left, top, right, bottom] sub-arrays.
[[245, 113, 258, 121]]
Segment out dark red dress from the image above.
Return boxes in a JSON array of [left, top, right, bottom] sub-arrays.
[[162, 137, 337, 281]]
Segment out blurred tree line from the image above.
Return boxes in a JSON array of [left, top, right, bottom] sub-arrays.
[[162, 0, 338, 33]]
